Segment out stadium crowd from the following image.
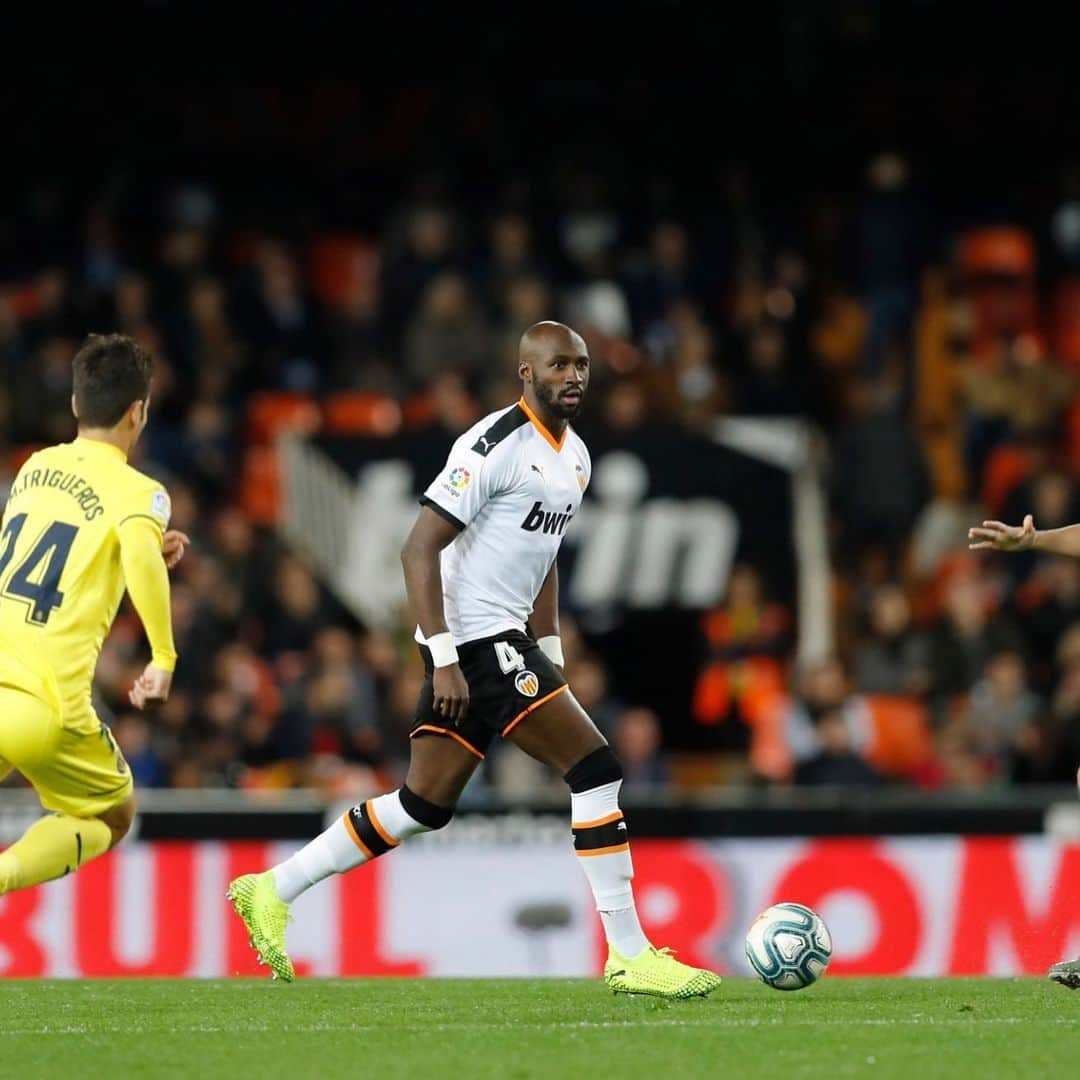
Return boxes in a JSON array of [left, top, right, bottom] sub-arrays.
[[2, 151, 1080, 802]]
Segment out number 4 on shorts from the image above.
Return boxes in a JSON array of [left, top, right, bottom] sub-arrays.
[[494, 640, 526, 674]]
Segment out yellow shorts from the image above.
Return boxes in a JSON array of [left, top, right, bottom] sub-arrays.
[[0, 682, 133, 819]]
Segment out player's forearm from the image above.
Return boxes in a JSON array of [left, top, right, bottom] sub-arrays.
[[530, 562, 560, 640], [1033, 524, 1080, 558], [400, 535, 451, 639], [118, 520, 177, 670]]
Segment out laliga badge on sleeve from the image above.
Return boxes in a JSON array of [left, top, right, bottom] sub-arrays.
[[151, 489, 172, 526]]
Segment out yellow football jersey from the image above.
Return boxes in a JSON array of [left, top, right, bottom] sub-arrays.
[[0, 436, 175, 727]]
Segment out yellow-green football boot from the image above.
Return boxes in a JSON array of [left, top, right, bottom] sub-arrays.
[[604, 944, 722, 999], [226, 871, 295, 982]]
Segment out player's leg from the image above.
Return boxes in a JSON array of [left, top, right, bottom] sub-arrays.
[[0, 689, 131, 894], [228, 733, 478, 981], [272, 733, 475, 900], [506, 689, 722, 998]]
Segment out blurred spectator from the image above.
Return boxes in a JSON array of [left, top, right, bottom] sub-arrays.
[[693, 565, 790, 738], [784, 659, 873, 773], [623, 222, 698, 333], [261, 555, 342, 658], [402, 273, 489, 389], [613, 707, 670, 790], [13, 336, 78, 443], [241, 243, 323, 393], [793, 707, 884, 787], [852, 583, 931, 696], [859, 153, 921, 379], [326, 274, 387, 391], [481, 213, 546, 316], [961, 339, 1074, 489], [928, 573, 1023, 707], [113, 713, 167, 788], [831, 373, 931, 562], [961, 650, 1044, 780], [382, 206, 459, 347]]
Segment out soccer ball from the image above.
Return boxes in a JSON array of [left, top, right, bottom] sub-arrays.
[[745, 901, 832, 990]]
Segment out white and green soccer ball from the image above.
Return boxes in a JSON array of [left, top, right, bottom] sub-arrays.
[[745, 901, 832, 990]]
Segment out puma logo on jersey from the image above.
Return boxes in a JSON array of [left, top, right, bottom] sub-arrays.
[[531, 464, 545, 480], [521, 501, 575, 535], [472, 435, 498, 456]]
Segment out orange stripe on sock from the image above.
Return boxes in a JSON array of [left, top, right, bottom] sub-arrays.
[[572, 810, 624, 830], [342, 810, 375, 860], [410, 724, 486, 760], [366, 800, 400, 848], [502, 683, 569, 736], [576, 842, 631, 858]]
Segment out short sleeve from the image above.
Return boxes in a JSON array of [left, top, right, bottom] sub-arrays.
[[117, 481, 171, 534], [420, 437, 495, 531]]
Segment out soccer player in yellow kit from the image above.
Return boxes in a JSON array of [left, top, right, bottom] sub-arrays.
[[0, 333, 188, 893]]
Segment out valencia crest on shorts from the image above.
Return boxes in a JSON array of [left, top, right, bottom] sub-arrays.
[[411, 629, 568, 758], [514, 670, 539, 697]]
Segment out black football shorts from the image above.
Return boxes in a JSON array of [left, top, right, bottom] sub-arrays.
[[411, 629, 568, 758]]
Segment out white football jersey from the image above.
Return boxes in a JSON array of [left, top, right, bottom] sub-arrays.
[[416, 398, 591, 644]]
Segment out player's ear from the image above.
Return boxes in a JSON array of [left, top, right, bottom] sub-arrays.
[[519, 359, 531, 382]]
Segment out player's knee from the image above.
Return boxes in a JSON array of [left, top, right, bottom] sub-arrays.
[[98, 796, 136, 848], [400, 784, 455, 831], [563, 745, 623, 793]]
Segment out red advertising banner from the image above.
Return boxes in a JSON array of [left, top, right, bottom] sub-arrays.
[[2, 836, 1079, 977]]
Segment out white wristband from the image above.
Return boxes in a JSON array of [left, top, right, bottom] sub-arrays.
[[426, 632, 459, 668], [538, 635, 564, 667]]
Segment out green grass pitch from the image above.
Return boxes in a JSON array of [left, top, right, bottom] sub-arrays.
[[2, 977, 1077, 1079]]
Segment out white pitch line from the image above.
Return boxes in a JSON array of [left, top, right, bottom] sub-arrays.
[[3, 1017, 1078, 1036]]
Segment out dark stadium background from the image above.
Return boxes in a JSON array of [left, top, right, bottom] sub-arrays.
[[2, 2, 1080, 977]]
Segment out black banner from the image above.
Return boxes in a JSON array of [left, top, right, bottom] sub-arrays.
[[314, 420, 796, 746]]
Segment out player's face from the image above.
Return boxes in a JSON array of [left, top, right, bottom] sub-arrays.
[[532, 346, 590, 419]]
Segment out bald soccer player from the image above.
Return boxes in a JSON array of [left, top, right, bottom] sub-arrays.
[[229, 322, 722, 998], [969, 513, 1080, 989]]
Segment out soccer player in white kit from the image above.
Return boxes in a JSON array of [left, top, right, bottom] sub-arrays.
[[228, 321, 722, 998], [968, 512, 1080, 988]]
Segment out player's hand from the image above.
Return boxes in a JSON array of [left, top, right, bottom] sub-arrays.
[[129, 664, 173, 709], [433, 664, 470, 725], [968, 514, 1036, 552], [162, 530, 191, 570]]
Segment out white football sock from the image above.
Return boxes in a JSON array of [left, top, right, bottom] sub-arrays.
[[272, 790, 428, 904], [571, 779, 650, 957]]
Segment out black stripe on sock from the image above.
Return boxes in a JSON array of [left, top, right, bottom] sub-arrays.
[[347, 804, 393, 858], [573, 819, 629, 852]]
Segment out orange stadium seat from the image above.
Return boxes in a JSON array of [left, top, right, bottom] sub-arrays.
[[323, 392, 402, 436], [241, 445, 282, 525], [403, 393, 437, 428], [980, 444, 1035, 516], [864, 696, 932, 778], [1052, 278, 1080, 367], [1067, 398, 1080, 474], [245, 392, 322, 445], [745, 688, 793, 782], [309, 235, 378, 310]]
